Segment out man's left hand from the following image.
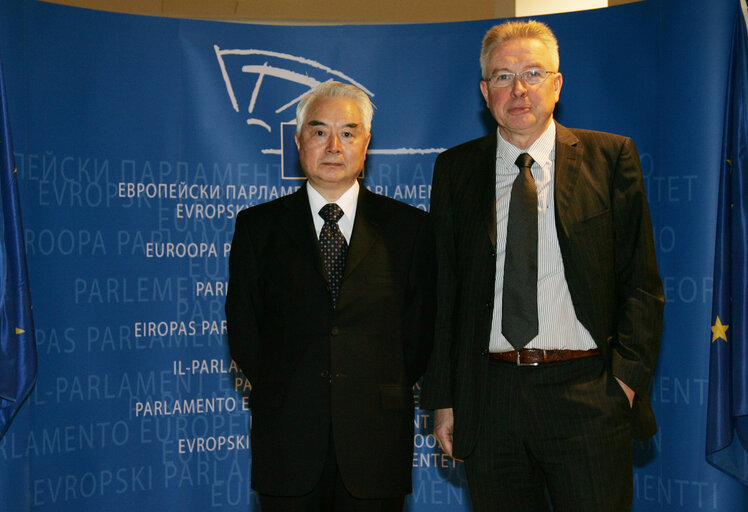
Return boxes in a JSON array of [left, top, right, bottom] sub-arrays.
[[615, 377, 635, 408]]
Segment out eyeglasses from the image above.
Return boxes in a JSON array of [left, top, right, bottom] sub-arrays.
[[484, 69, 556, 88]]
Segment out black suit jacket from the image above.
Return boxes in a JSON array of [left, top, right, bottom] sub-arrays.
[[421, 123, 664, 457], [226, 183, 435, 498]]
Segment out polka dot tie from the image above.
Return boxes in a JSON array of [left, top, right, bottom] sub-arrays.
[[319, 203, 348, 308], [501, 153, 539, 349]]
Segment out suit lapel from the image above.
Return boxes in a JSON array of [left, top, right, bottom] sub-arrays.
[[279, 185, 326, 281], [343, 185, 379, 280], [475, 133, 499, 250], [554, 122, 582, 238]]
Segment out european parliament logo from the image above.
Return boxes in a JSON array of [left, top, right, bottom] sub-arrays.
[[213, 47, 443, 181]]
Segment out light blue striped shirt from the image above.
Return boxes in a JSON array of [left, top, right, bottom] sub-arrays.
[[489, 122, 597, 352]]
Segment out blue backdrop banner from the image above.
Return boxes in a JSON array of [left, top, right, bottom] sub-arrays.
[[0, 0, 746, 510]]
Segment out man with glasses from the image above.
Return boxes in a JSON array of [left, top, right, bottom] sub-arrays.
[[422, 20, 664, 511]]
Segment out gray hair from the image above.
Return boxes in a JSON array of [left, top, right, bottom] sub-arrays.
[[480, 20, 560, 79], [295, 81, 374, 134]]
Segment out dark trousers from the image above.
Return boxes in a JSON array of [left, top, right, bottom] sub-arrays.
[[464, 356, 633, 512], [259, 434, 405, 512]]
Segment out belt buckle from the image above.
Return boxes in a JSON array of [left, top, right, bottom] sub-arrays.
[[516, 350, 539, 367]]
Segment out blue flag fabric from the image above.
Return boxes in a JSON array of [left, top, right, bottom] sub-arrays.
[[706, 2, 748, 486], [0, 61, 36, 440]]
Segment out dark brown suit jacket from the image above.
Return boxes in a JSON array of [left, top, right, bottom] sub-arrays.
[[226, 183, 435, 498], [421, 122, 664, 458]]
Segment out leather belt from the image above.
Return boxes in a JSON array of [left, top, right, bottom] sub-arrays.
[[489, 348, 600, 366]]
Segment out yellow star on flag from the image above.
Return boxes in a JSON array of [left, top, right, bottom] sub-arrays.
[[15, 327, 25, 335], [711, 316, 729, 343]]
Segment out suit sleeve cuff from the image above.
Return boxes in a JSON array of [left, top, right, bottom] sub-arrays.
[[611, 351, 649, 397]]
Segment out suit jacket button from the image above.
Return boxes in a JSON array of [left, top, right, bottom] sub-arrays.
[[485, 300, 493, 308], [480, 348, 489, 356], [331, 326, 339, 336]]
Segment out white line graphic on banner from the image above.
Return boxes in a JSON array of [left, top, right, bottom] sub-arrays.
[[214, 46, 444, 179]]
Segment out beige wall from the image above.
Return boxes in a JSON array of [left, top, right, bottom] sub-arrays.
[[41, 0, 641, 23], [41, 0, 513, 23]]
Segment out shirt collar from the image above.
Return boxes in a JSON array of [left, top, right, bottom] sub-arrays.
[[496, 121, 556, 174], [307, 180, 359, 221]]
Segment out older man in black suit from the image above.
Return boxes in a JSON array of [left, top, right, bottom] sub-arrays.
[[226, 81, 435, 511], [422, 20, 664, 511]]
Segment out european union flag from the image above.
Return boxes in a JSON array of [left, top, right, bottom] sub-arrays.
[[0, 61, 36, 440], [706, 3, 748, 485]]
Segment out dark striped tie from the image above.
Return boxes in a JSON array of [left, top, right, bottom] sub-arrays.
[[501, 153, 539, 349]]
